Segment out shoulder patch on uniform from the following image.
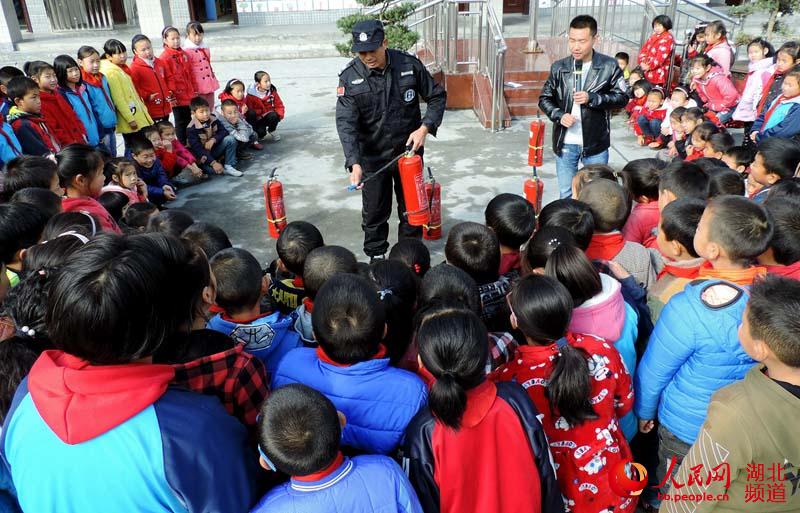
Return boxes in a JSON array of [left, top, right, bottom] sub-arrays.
[[336, 86, 345, 97], [401, 70, 414, 77], [700, 282, 743, 309]]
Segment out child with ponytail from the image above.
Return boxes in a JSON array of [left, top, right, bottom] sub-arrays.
[[492, 274, 635, 513], [403, 306, 562, 513]]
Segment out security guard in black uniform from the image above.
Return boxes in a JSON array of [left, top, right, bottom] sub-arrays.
[[336, 20, 447, 260]]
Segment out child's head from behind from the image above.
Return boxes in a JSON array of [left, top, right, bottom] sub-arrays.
[[220, 99, 241, 124], [24, 61, 57, 92], [445, 221, 500, 285], [1, 156, 60, 201], [312, 274, 385, 365], [577, 178, 631, 233], [703, 132, 734, 159], [98, 191, 129, 222], [762, 197, 800, 266], [537, 198, 594, 250], [41, 211, 99, 240], [56, 144, 104, 198], [740, 274, 800, 368], [11, 188, 62, 220], [657, 198, 705, 260], [224, 79, 246, 101], [722, 146, 754, 174], [7, 76, 41, 114], [210, 247, 265, 316], [276, 220, 324, 276], [389, 238, 431, 278], [181, 222, 232, 259], [522, 225, 576, 274], [751, 137, 800, 187], [620, 158, 662, 203], [147, 209, 194, 238], [0, 66, 23, 97], [484, 193, 535, 251], [0, 203, 49, 267], [571, 163, 616, 199], [190, 96, 211, 122], [707, 167, 745, 198], [366, 259, 419, 363], [123, 202, 158, 231], [418, 263, 480, 314], [303, 245, 358, 300], [416, 306, 487, 429], [258, 384, 341, 476], [543, 242, 602, 306], [658, 160, 709, 210], [694, 195, 772, 266]]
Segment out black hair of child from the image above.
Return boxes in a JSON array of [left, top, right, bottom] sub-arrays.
[[46, 233, 187, 364], [0, 202, 49, 264], [210, 247, 264, 315], [620, 158, 663, 201], [181, 222, 232, 259], [725, 146, 755, 170], [659, 160, 709, 200], [484, 193, 536, 250], [130, 34, 150, 52], [190, 96, 210, 111], [128, 134, 155, 156], [615, 52, 629, 64], [367, 259, 419, 364], [303, 245, 358, 300], [258, 383, 341, 476], [6, 76, 38, 104], [757, 137, 800, 180], [632, 79, 653, 96], [1, 156, 58, 201], [767, 177, 800, 202], [220, 99, 238, 110], [0, 66, 23, 88], [670, 106, 687, 121], [707, 195, 773, 265], [388, 238, 431, 278], [41, 211, 99, 240], [707, 167, 745, 198], [276, 220, 324, 276], [417, 306, 487, 429], [147, 209, 194, 238], [444, 222, 500, 285], [122, 202, 158, 231], [707, 132, 735, 155], [543, 242, 602, 306], [55, 144, 103, 189], [763, 197, 800, 266], [312, 273, 386, 365], [692, 121, 719, 144], [652, 14, 673, 30], [748, 274, 800, 367], [23, 60, 54, 79], [10, 188, 62, 221], [510, 274, 597, 425], [186, 21, 205, 35], [577, 178, 632, 233], [97, 191, 129, 223], [418, 263, 480, 314], [76, 45, 100, 60], [660, 198, 705, 258], [0, 339, 38, 423], [537, 198, 595, 250], [102, 39, 127, 58], [523, 225, 577, 272], [53, 55, 81, 90]]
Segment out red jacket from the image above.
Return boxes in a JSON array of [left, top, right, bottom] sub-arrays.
[[638, 31, 674, 86], [38, 89, 87, 146], [156, 148, 179, 177], [62, 196, 122, 234], [692, 66, 740, 113], [129, 56, 173, 119], [217, 91, 247, 114], [160, 47, 195, 107], [245, 84, 285, 120]]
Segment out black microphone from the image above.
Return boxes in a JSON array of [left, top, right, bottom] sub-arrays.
[[574, 58, 583, 93]]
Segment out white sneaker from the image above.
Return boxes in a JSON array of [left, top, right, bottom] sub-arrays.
[[269, 132, 281, 142], [224, 165, 243, 177]]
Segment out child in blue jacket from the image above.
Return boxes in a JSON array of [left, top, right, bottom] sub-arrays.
[[77, 46, 118, 156], [272, 274, 428, 455], [53, 55, 100, 147], [750, 68, 800, 143], [252, 384, 422, 513], [206, 247, 301, 376], [0, 120, 22, 167], [129, 135, 175, 205]]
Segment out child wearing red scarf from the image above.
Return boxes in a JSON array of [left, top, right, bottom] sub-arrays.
[[78, 47, 118, 156]]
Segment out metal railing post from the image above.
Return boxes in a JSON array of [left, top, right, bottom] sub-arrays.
[[525, 0, 542, 52], [599, 0, 609, 40]]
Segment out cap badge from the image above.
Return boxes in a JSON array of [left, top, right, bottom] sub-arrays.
[[359, 32, 368, 42]]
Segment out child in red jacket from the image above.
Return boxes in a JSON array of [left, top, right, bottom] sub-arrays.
[[218, 78, 248, 115], [160, 26, 195, 144], [129, 34, 174, 124], [635, 87, 667, 146], [625, 79, 652, 129], [156, 120, 204, 186], [245, 71, 285, 141], [58, 144, 122, 233], [24, 61, 87, 147]]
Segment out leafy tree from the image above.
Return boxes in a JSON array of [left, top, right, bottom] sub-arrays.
[[336, 0, 419, 57], [731, 0, 800, 44]]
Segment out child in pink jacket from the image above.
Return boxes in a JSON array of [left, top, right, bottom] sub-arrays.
[[156, 119, 205, 186], [183, 22, 220, 108], [690, 54, 739, 124]]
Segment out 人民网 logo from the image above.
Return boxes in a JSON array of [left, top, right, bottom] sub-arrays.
[[609, 459, 648, 497]]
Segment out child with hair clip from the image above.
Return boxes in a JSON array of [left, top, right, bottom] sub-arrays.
[[755, 41, 800, 123], [403, 306, 562, 513], [246, 70, 285, 141], [571, 163, 617, 199], [389, 238, 430, 278], [733, 37, 775, 141], [0, 65, 23, 118], [748, 137, 800, 203], [492, 273, 635, 513], [101, 158, 147, 204], [620, 158, 663, 246], [218, 78, 248, 115], [751, 67, 800, 143], [159, 26, 194, 144], [689, 54, 739, 124], [25, 60, 87, 147], [365, 259, 418, 365], [484, 193, 536, 275], [129, 34, 174, 124], [57, 144, 121, 233], [77, 46, 118, 156], [99, 39, 153, 152], [53, 55, 100, 147], [636, 87, 668, 147], [182, 21, 219, 108]]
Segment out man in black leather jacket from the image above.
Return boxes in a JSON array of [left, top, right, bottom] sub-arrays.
[[538, 15, 628, 198]]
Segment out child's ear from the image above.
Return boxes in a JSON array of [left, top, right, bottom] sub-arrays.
[[416, 354, 425, 371], [670, 240, 684, 259], [705, 241, 722, 261], [258, 457, 270, 471], [260, 274, 271, 295], [766, 172, 781, 185], [12, 97, 23, 108], [337, 411, 347, 428], [276, 258, 288, 273], [202, 284, 215, 308], [16, 248, 26, 264]]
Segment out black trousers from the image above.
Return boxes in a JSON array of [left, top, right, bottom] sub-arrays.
[[246, 111, 280, 139], [172, 106, 192, 145], [361, 149, 423, 257]]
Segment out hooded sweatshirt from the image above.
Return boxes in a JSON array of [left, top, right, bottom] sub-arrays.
[[662, 365, 800, 513], [38, 88, 87, 146], [6, 107, 58, 156], [62, 196, 122, 234], [0, 350, 256, 513], [733, 57, 774, 122], [0, 121, 22, 165], [692, 66, 740, 113], [245, 83, 285, 120]]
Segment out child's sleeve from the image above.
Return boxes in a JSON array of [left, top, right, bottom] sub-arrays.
[[401, 418, 441, 513], [212, 119, 229, 144], [105, 72, 134, 125], [713, 78, 740, 112], [130, 68, 155, 103], [145, 182, 164, 201], [751, 108, 766, 134], [187, 127, 211, 163], [13, 121, 51, 156], [634, 292, 697, 421], [609, 345, 634, 419], [386, 458, 424, 513], [759, 104, 800, 141], [273, 90, 286, 119], [173, 140, 196, 167]]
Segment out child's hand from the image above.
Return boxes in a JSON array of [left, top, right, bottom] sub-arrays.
[[149, 93, 159, 101], [660, 124, 670, 136], [163, 139, 173, 152], [163, 184, 176, 200], [211, 161, 224, 174], [190, 163, 203, 178], [639, 419, 655, 433], [607, 260, 632, 280], [667, 141, 675, 150], [204, 139, 216, 150], [129, 120, 139, 130], [750, 132, 758, 142], [241, 104, 248, 114]]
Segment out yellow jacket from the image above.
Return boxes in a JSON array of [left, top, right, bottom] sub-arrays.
[[99, 59, 153, 134]]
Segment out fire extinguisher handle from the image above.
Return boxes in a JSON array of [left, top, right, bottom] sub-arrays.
[[427, 167, 434, 180], [268, 167, 278, 180]]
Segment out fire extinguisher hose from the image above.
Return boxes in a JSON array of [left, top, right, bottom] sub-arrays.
[[346, 145, 413, 192]]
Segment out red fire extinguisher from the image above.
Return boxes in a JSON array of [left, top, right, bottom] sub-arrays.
[[263, 167, 287, 239], [399, 153, 430, 227], [423, 166, 441, 240], [524, 117, 546, 214]]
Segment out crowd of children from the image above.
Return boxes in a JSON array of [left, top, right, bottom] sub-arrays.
[[0, 21, 286, 209]]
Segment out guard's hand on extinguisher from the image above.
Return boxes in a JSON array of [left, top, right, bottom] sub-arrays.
[[406, 125, 429, 152], [350, 163, 364, 190]]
